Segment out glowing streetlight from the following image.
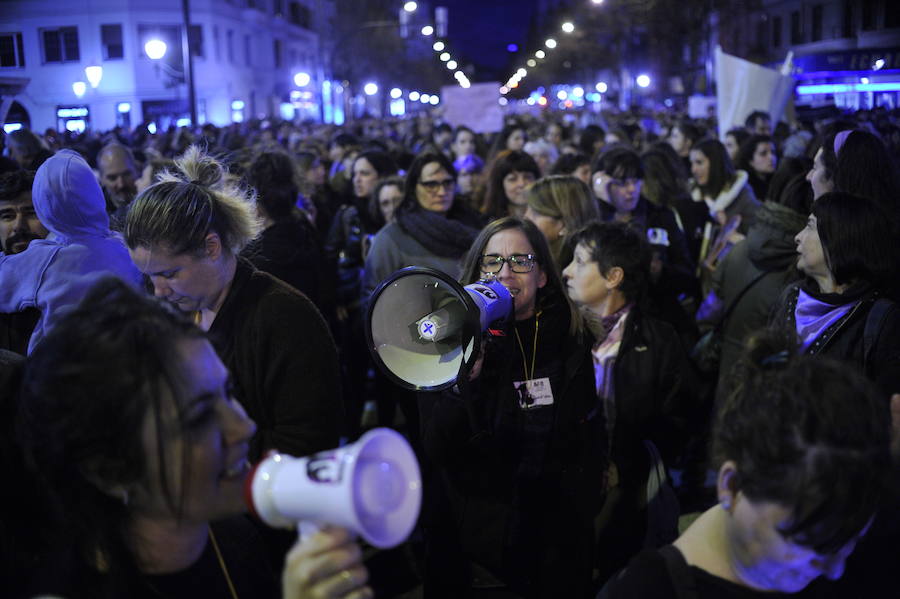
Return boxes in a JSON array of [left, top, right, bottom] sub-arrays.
[[403, 1, 417, 12], [545, 38, 557, 49], [636, 74, 651, 88], [557, 90, 568, 100], [420, 94, 430, 103], [72, 81, 86, 97], [561, 22, 575, 33], [421, 25, 434, 36], [527, 59, 536, 67], [409, 91, 421, 101], [573, 86, 584, 97], [861, 77, 870, 84], [430, 96, 439, 105], [446, 60, 458, 70], [873, 58, 885, 70], [84, 65, 103, 88], [144, 39, 167, 60], [500, 86, 509, 94], [591, 0, 604, 4], [390, 87, 403, 99], [293, 72, 311, 87], [364, 82, 379, 95], [517, 68, 527, 77], [595, 81, 608, 93], [535, 50, 545, 59], [440, 52, 450, 61]]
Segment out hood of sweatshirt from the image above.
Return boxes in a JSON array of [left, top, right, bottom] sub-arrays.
[[746, 201, 806, 272], [32, 149, 111, 242]]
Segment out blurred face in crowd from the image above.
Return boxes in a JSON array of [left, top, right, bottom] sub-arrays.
[[531, 151, 553, 176], [545, 124, 563, 148], [690, 149, 711, 187], [724, 133, 742, 163], [0, 188, 48, 254], [593, 169, 641, 214], [415, 161, 455, 214], [506, 128, 526, 152], [481, 228, 546, 321], [751, 116, 772, 136], [563, 242, 617, 313], [136, 163, 157, 195], [134, 336, 256, 524], [806, 148, 833, 200], [750, 142, 777, 175], [573, 164, 592, 187], [434, 128, 452, 150], [130, 237, 231, 314], [457, 169, 480, 195], [451, 130, 476, 158], [794, 213, 828, 281], [352, 157, 379, 199], [503, 170, 536, 210], [723, 489, 862, 593], [307, 159, 326, 187], [668, 126, 692, 157], [378, 183, 403, 224], [99, 148, 139, 209]]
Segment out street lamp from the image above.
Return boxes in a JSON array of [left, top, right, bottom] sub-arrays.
[[364, 82, 379, 95], [561, 22, 575, 33], [545, 38, 557, 49], [293, 71, 311, 87], [440, 52, 450, 61], [636, 74, 651, 88], [145, 39, 167, 60], [536, 50, 545, 58], [403, 1, 417, 12], [85, 65, 103, 88], [390, 87, 403, 99], [433, 41, 445, 51], [409, 91, 420, 101], [72, 81, 87, 97], [446, 60, 457, 70], [595, 81, 608, 93], [421, 25, 433, 36]]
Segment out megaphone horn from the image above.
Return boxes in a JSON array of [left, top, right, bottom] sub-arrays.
[[245, 428, 422, 549]]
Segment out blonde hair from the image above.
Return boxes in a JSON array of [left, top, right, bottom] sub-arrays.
[[125, 145, 261, 255], [525, 175, 600, 235]]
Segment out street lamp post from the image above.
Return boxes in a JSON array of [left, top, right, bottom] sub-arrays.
[[181, 0, 198, 126]]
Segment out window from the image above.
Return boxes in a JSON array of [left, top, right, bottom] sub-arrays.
[[273, 38, 282, 67], [289, 2, 311, 28], [41, 26, 80, 63], [273, 0, 285, 16], [842, 0, 853, 37], [101, 24, 124, 60], [227, 29, 234, 63], [811, 5, 823, 41], [244, 34, 251, 66], [861, 0, 876, 30], [790, 11, 802, 44], [0, 32, 25, 67], [213, 26, 220, 62], [772, 16, 782, 47], [188, 24, 204, 58], [887, 3, 900, 28]]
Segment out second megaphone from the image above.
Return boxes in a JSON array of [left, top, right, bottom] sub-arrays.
[[366, 267, 513, 391], [245, 427, 422, 549]]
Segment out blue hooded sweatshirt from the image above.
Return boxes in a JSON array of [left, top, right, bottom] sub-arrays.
[[0, 149, 142, 352]]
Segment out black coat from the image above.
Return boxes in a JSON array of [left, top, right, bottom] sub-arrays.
[[419, 298, 606, 598], [209, 258, 342, 460]]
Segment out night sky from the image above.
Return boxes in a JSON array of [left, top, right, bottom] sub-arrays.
[[443, 0, 539, 81]]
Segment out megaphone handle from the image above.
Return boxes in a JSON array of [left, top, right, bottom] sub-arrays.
[[298, 520, 321, 541]]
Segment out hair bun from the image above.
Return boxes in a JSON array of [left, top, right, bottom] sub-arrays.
[[741, 329, 797, 371], [174, 145, 224, 189]]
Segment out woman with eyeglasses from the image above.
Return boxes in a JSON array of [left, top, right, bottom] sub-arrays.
[[418, 217, 606, 599], [362, 152, 483, 438]]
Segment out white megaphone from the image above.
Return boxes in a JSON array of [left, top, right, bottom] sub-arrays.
[[245, 427, 422, 549], [366, 266, 513, 391]]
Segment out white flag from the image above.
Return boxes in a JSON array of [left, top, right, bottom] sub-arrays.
[[715, 46, 794, 138]]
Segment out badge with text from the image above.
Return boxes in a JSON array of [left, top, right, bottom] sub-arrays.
[[513, 377, 554, 410]]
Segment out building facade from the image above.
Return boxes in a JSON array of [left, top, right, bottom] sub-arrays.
[[0, 0, 334, 132]]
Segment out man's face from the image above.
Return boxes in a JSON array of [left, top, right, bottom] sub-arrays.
[[0, 190, 49, 254], [99, 151, 138, 209]]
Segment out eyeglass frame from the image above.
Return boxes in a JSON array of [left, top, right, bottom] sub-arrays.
[[418, 178, 456, 193], [479, 253, 538, 274]]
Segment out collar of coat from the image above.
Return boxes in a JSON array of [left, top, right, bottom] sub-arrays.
[[691, 169, 749, 215]]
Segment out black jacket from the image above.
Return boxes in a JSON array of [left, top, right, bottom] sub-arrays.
[[419, 298, 606, 598], [209, 258, 342, 460]]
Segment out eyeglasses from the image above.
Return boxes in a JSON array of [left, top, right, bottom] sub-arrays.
[[418, 178, 455, 193], [479, 253, 537, 274]]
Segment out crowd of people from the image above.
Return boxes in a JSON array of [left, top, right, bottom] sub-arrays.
[[1, 99, 899, 598]]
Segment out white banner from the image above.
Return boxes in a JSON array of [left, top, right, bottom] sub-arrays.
[[441, 82, 503, 134], [715, 46, 794, 138]]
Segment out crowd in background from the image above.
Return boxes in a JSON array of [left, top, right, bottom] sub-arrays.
[[1, 99, 900, 598]]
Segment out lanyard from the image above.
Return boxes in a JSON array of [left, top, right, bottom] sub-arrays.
[[513, 310, 541, 381]]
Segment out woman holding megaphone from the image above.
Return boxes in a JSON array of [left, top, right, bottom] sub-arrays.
[[418, 217, 607, 598], [9, 277, 371, 599]]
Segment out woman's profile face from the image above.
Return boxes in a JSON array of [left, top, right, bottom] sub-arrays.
[[481, 228, 547, 321], [794, 214, 828, 280], [750, 142, 777, 175], [353, 157, 379, 199], [807, 148, 833, 200], [524, 205, 564, 242], [724, 134, 741, 162], [130, 243, 229, 313], [136, 337, 256, 522], [545, 124, 562, 147], [506, 129, 526, 152], [726, 495, 862, 593], [668, 126, 690, 157], [690, 149, 711, 186]]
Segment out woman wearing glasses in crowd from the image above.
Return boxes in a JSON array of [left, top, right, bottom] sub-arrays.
[[418, 217, 605, 599]]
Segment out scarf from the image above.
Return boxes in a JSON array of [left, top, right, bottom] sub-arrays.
[[795, 288, 856, 353], [396, 206, 480, 258]]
